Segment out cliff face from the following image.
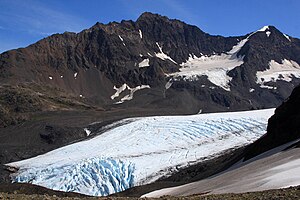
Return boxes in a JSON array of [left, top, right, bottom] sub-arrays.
[[244, 85, 300, 160]]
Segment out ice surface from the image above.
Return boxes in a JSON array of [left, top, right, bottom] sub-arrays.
[[155, 42, 177, 64], [7, 109, 274, 196], [138, 59, 150, 68], [143, 139, 300, 197], [256, 59, 300, 88]]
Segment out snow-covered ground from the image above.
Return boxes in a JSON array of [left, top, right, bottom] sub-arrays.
[[144, 139, 300, 197], [7, 109, 274, 196], [256, 59, 300, 88], [167, 31, 248, 91]]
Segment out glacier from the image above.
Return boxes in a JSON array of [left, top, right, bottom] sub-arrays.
[[7, 109, 275, 196]]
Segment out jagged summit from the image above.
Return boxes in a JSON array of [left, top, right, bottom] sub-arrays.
[[0, 12, 299, 122]]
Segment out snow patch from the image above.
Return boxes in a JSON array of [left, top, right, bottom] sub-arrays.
[[115, 85, 150, 104], [165, 80, 173, 90], [266, 31, 271, 37], [249, 88, 255, 93], [118, 35, 125, 46], [138, 59, 150, 68], [256, 59, 300, 88], [139, 30, 143, 39], [283, 33, 291, 41], [118, 35, 123, 41], [60, 75, 63, 78], [49, 76, 53, 80], [110, 84, 128, 100], [155, 42, 177, 64], [84, 128, 91, 136], [169, 50, 244, 91], [74, 72, 78, 78], [257, 25, 269, 32], [8, 109, 274, 196], [111, 84, 150, 103]]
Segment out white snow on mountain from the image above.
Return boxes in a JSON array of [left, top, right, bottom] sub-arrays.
[[166, 25, 294, 91], [115, 85, 150, 104], [110, 83, 150, 104], [7, 109, 274, 196], [118, 35, 124, 41], [84, 128, 91, 136], [138, 58, 150, 68], [110, 84, 128, 100], [256, 59, 300, 88], [283, 33, 291, 41], [168, 37, 245, 91], [155, 42, 177, 64], [139, 29, 143, 39]]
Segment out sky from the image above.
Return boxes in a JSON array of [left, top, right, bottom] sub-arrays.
[[0, 0, 299, 53]]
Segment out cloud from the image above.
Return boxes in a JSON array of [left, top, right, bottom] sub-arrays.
[[0, 0, 89, 36]]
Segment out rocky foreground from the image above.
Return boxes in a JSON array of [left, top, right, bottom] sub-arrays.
[[0, 185, 299, 200]]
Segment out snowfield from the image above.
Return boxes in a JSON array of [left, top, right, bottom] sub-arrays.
[[144, 139, 300, 197], [256, 59, 300, 88], [7, 109, 275, 196]]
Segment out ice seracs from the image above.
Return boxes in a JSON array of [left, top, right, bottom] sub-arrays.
[[7, 109, 274, 197], [256, 59, 300, 88]]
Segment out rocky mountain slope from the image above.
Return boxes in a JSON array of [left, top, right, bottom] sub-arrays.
[[1, 12, 300, 127]]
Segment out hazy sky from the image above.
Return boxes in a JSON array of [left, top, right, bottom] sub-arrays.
[[0, 0, 299, 53]]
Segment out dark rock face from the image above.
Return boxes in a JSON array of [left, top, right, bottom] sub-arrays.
[[1, 12, 299, 117], [244, 85, 300, 160]]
